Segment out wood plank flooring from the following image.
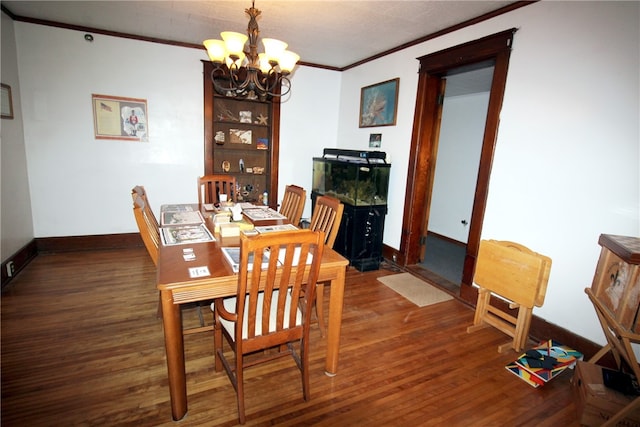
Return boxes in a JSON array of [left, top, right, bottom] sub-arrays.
[[1, 248, 581, 426]]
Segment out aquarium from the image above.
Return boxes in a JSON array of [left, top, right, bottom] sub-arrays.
[[312, 149, 390, 206]]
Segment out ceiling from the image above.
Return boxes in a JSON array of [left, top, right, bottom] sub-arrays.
[[2, 1, 519, 70]]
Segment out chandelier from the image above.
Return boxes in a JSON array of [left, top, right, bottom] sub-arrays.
[[203, 1, 299, 100]]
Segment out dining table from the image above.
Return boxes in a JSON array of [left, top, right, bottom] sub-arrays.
[[156, 203, 349, 421]]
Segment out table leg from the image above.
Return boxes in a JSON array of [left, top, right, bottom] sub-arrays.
[[160, 289, 187, 420], [325, 267, 346, 376]]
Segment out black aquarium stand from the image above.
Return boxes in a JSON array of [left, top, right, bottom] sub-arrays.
[[311, 149, 390, 271]]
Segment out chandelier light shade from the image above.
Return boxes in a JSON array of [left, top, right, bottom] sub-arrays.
[[203, 1, 300, 100]]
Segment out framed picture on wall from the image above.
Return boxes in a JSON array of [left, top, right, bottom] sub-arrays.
[[359, 78, 399, 128], [92, 94, 149, 142]]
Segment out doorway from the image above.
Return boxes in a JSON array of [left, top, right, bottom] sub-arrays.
[[399, 29, 517, 304], [419, 65, 493, 288]]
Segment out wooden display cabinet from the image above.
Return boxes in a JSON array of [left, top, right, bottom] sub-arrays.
[[203, 61, 280, 206]]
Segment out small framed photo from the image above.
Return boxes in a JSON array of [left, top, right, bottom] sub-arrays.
[[359, 78, 399, 128], [369, 133, 382, 148], [1, 83, 14, 119]]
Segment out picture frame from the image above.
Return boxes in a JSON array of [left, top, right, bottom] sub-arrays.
[[92, 94, 148, 142], [369, 133, 382, 148], [359, 78, 399, 128], [1, 83, 14, 119], [229, 128, 252, 144]]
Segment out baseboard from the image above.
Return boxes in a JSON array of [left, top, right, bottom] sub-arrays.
[[1, 240, 38, 288], [427, 230, 465, 247], [530, 314, 607, 363], [382, 243, 404, 265], [36, 233, 143, 253], [2, 233, 143, 289]]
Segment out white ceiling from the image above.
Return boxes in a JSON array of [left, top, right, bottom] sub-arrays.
[[3, 1, 517, 69]]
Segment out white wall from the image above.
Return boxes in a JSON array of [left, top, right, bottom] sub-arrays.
[[15, 25, 206, 236], [1, 12, 33, 260], [429, 91, 489, 243], [336, 1, 639, 345], [4, 2, 639, 347], [338, 2, 640, 343], [337, 56, 419, 248], [279, 66, 342, 220], [12, 24, 341, 237], [484, 2, 639, 342]]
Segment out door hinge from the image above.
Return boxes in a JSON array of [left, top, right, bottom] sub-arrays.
[[420, 235, 427, 245], [437, 94, 444, 105]]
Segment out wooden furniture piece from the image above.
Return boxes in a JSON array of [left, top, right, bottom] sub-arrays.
[[203, 61, 280, 206], [279, 184, 306, 227], [309, 195, 344, 337], [156, 204, 349, 421], [131, 191, 160, 266], [198, 174, 237, 205], [132, 191, 212, 335], [589, 234, 640, 334], [585, 288, 640, 426], [584, 234, 640, 427], [212, 230, 325, 424], [466, 240, 552, 353], [131, 190, 163, 318]]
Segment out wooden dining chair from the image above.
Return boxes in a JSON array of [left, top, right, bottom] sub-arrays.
[[132, 192, 160, 266], [308, 195, 344, 337], [198, 175, 237, 205], [131, 188, 212, 335], [466, 240, 552, 353], [279, 184, 306, 227], [211, 229, 325, 424]]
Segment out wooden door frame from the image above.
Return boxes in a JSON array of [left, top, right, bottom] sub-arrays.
[[418, 78, 447, 262], [399, 29, 516, 304]]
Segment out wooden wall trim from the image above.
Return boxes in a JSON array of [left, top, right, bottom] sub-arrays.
[[2, 2, 536, 72], [401, 28, 517, 310], [1, 240, 38, 288], [2, 233, 143, 289], [35, 233, 144, 253]]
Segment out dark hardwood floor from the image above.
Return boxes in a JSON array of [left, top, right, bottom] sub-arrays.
[[1, 248, 581, 426]]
